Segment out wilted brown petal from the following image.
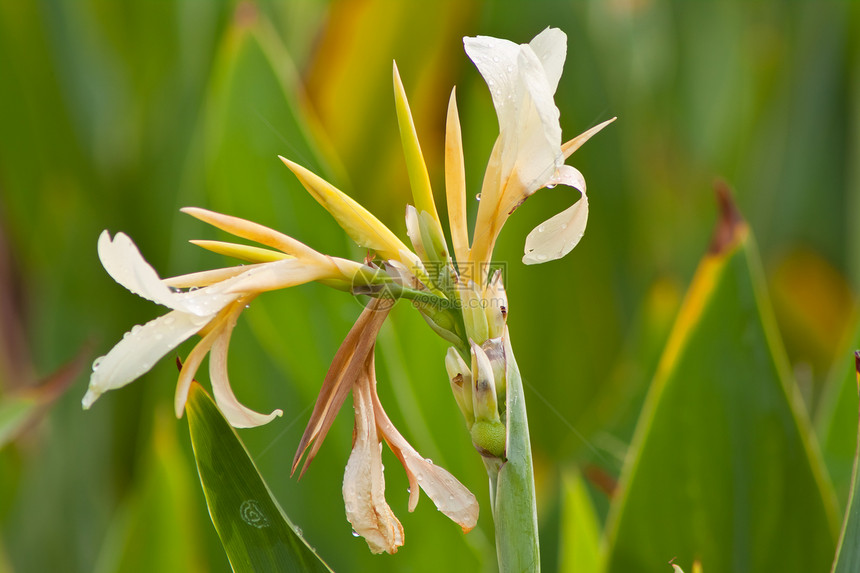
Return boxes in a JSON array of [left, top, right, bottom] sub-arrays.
[[342, 353, 404, 554]]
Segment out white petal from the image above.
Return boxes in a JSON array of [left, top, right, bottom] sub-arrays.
[[83, 309, 208, 409], [463, 35, 522, 134], [522, 166, 589, 265], [209, 311, 282, 429], [98, 231, 238, 317], [223, 258, 334, 294], [528, 28, 567, 94]]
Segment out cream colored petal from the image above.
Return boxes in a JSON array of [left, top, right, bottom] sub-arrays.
[[83, 309, 209, 409], [522, 165, 589, 265], [163, 264, 267, 289], [371, 381, 479, 532], [343, 360, 404, 554], [174, 319, 224, 418], [223, 257, 336, 294], [98, 231, 240, 317], [404, 205, 429, 262], [527, 27, 567, 93], [208, 302, 282, 428]]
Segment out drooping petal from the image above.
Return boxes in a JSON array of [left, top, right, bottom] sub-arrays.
[[370, 375, 479, 532], [343, 354, 404, 554], [445, 88, 470, 266], [83, 309, 209, 409], [209, 300, 283, 428], [292, 298, 393, 477], [174, 318, 225, 418], [522, 165, 589, 265]]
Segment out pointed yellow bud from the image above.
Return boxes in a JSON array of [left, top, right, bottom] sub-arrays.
[[483, 269, 508, 339], [445, 347, 474, 424], [445, 88, 470, 266], [279, 156, 419, 269], [392, 62, 442, 231], [459, 281, 489, 344]]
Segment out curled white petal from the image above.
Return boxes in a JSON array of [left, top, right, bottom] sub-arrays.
[[98, 231, 238, 317], [209, 304, 282, 428], [527, 27, 567, 93], [522, 165, 589, 265], [83, 309, 209, 409]]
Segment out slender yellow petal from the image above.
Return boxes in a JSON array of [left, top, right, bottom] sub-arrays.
[[279, 156, 418, 267], [561, 117, 616, 159], [445, 88, 470, 266], [189, 240, 291, 264], [468, 136, 504, 284], [181, 207, 321, 261], [392, 61, 442, 229], [163, 264, 265, 289]]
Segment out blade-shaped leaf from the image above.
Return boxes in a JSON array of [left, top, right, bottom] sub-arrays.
[[558, 469, 602, 573], [604, 189, 838, 573], [493, 332, 540, 572], [186, 382, 333, 573], [831, 352, 860, 573]]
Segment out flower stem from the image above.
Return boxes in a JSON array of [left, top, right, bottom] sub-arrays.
[[488, 333, 540, 572]]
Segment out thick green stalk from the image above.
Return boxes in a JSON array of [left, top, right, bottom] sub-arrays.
[[489, 334, 540, 572]]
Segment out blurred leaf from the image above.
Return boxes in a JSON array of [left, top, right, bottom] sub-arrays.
[[558, 469, 602, 573], [186, 382, 333, 573], [831, 352, 860, 573], [94, 410, 207, 573], [604, 189, 838, 573], [0, 396, 37, 451]]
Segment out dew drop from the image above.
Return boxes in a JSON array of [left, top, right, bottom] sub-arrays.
[[417, 474, 424, 481], [188, 286, 199, 292], [154, 333, 163, 341], [538, 225, 546, 233], [506, 65, 513, 73], [546, 183, 556, 189], [163, 316, 175, 326], [561, 223, 568, 230], [425, 457, 433, 464], [131, 325, 142, 335], [475, 193, 482, 201], [448, 495, 454, 501], [91, 356, 105, 371], [406, 487, 411, 494], [492, 56, 500, 62], [536, 254, 548, 261], [352, 530, 361, 538]]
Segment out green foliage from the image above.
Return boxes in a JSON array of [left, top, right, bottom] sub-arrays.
[[1, 1, 859, 572], [605, 211, 838, 572], [186, 383, 333, 573]]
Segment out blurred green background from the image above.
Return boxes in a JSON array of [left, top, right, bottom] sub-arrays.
[[1, 1, 858, 572]]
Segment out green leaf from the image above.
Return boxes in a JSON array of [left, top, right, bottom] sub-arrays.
[[604, 192, 838, 573], [831, 352, 860, 573], [493, 333, 540, 572], [185, 382, 333, 573], [558, 470, 602, 573], [0, 396, 38, 450]]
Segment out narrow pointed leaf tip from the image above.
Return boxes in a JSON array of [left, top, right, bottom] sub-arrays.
[[708, 180, 746, 255]]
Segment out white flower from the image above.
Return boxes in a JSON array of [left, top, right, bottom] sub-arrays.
[[84, 228, 351, 428], [463, 28, 614, 270]]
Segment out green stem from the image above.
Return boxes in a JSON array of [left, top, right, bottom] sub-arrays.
[[489, 334, 540, 572]]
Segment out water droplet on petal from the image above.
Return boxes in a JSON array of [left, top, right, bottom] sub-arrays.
[[448, 495, 454, 501], [406, 487, 411, 494], [561, 223, 568, 230], [538, 225, 546, 233], [91, 356, 105, 371], [417, 474, 424, 481], [546, 183, 556, 189], [492, 56, 500, 62], [188, 286, 199, 292], [352, 530, 361, 538], [425, 457, 433, 464], [475, 193, 482, 201], [536, 254, 548, 261], [506, 65, 513, 73], [163, 316, 175, 326], [131, 325, 142, 335]]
